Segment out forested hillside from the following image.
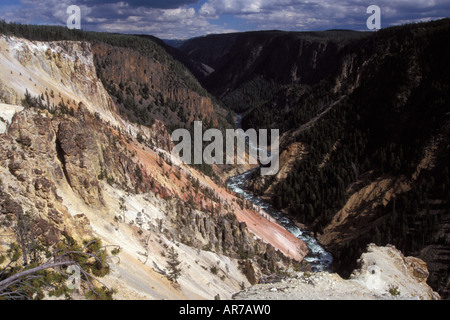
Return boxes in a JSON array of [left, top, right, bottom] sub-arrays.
[[177, 19, 450, 298]]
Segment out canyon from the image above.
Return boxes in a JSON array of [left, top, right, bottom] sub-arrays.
[[0, 19, 448, 300]]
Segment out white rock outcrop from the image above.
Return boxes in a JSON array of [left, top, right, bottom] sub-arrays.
[[233, 244, 440, 300]]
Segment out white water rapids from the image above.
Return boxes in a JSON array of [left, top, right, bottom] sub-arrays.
[[227, 170, 333, 271], [228, 114, 333, 271]]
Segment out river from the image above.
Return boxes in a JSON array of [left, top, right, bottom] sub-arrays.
[[228, 114, 333, 272]]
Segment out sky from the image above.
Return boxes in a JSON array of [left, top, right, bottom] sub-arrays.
[[0, 0, 449, 39]]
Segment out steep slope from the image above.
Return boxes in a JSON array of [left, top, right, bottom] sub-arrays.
[[92, 41, 227, 132], [179, 33, 239, 72], [0, 30, 309, 300], [0, 35, 119, 126], [0, 22, 233, 131], [141, 35, 215, 82], [1, 104, 307, 299]]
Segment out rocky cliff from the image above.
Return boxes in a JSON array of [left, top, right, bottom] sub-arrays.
[[0, 35, 119, 125]]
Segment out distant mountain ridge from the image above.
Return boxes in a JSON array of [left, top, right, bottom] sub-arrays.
[[177, 29, 370, 97]]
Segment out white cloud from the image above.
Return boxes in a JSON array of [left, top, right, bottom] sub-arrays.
[[91, 5, 237, 38], [200, 0, 267, 16], [199, 0, 450, 31]]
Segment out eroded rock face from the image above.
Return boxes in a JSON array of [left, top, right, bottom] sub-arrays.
[[0, 35, 304, 299], [0, 83, 21, 105], [149, 120, 173, 153], [3, 104, 284, 259], [170, 200, 295, 277], [56, 111, 106, 207], [319, 177, 412, 251], [0, 111, 93, 245], [0, 36, 120, 126], [405, 256, 430, 283], [0, 105, 159, 237]]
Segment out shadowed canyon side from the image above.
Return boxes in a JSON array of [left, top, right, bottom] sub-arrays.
[[176, 19, 450, 299], [0, 29, 308, 300]]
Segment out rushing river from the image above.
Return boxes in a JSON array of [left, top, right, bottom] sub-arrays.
[[228, 114, 332, 271], [227, 169, 333, 272]]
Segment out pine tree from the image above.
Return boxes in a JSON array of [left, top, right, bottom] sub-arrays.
[[166, 247, 182, 283]]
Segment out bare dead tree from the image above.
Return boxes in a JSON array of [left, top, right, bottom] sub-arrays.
[[0, 258, 75, 296], [137, 250, 149, 265]]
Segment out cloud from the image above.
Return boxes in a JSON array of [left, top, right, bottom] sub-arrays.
[[84, 4, 238, 38], [199, 0, 450, 30], [1, 0, 449, 38], [1, 0, 237, 38], [77, 0, 201, 9]]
